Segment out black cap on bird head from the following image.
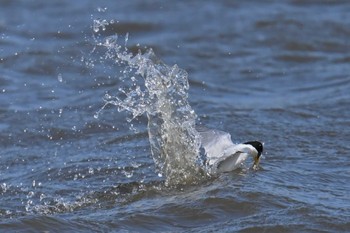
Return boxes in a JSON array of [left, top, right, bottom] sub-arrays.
[[244, 141, 263, 157], [243, 141, 263, 169]]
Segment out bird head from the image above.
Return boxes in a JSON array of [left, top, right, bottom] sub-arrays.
[[243, 141, 263, 170]]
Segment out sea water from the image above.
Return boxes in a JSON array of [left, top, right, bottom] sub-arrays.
[[1, 1, 350, 232]]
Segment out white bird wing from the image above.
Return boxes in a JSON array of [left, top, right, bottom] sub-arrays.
[[213, 145, 250, 173], [215, 150, 244, 173], [196, 126, 236, 166]]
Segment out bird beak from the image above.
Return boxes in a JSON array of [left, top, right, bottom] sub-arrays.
[[253, 156, 260, 170]]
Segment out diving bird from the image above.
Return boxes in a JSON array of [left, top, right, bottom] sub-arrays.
[[197, 126, 263, 174]]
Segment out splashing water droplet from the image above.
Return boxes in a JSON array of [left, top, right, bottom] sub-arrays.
[[1, 183, 8, 192], [125, 32, 129, 47], [122, 170, 133, 178], [93, 27, 207, 186], [88, 167, 94, 174], [58, 108, 63, 117], [27, 191, 35, 198], [57, 73, 63, 82], [93, 19, 109, 33], [97, 7, 107, 12], [39, 193, 46, 201]]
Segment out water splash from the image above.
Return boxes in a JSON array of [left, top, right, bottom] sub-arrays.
[[95, 33, 206, 186]]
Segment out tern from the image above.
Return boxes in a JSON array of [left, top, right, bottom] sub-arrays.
[[197, 127, 263, 174]]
